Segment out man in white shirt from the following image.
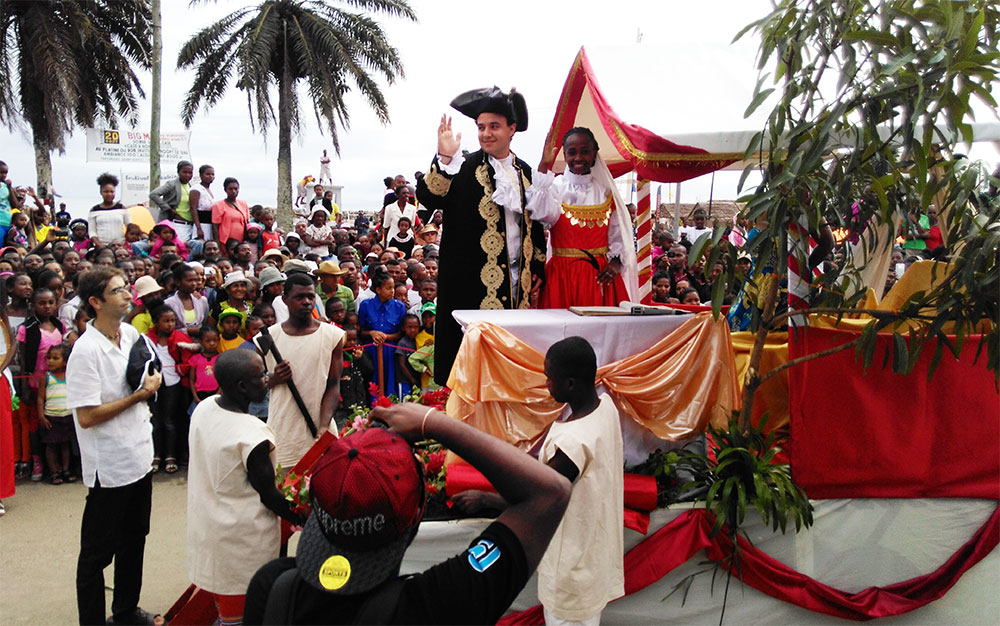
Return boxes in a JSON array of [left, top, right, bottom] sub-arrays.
[[67, 267, 163, 626]]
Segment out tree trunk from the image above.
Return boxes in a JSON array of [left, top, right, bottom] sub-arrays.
[[276, 25, 294, 228], [32, 134, 52, 204], [149, 0, 162, 189]]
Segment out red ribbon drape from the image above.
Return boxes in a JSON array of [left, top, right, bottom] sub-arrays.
[[499, 506, 999, 625]]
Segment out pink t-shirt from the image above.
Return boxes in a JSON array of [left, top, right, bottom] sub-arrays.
[[16, 324, 64, 388], [188, 352, 219, 392]]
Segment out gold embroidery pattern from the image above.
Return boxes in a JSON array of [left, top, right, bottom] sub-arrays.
[[561, 193, 613, 228], [475, 164, 504, 309], [517, 164, 534, 308], [423, 162, 452, 196]]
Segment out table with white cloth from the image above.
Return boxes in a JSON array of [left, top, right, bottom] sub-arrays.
[[452, 309, 706, 465], [453, 309, 693, 365]]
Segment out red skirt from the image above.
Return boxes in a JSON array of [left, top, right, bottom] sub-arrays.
[[539, 255, 629, 309]]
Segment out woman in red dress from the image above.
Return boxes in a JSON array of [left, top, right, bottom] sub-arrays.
[[526, 127, 637, 308]]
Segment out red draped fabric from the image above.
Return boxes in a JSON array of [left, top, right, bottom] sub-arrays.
[[0, 378, 14, 499], [499, 506, 1000, 625], [788, 327, 1000, 499], [545, 48, 740, 182]]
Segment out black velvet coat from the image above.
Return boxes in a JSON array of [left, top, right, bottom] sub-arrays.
[[416, 150, 546, 386]]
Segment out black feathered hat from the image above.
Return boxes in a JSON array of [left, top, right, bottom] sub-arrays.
[[450, 86, 528, 132]]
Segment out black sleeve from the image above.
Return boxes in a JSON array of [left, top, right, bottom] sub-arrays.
[[401, 521, 530, 625], [247, 442, 307, 526], [243, 556, 297, 626]]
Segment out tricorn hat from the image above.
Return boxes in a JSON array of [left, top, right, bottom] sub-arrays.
[[450, 86, 528, 132]]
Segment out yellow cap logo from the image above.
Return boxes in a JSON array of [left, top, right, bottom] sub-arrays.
[[318, 555, 351, 590]]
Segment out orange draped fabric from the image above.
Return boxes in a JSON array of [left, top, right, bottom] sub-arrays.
[[445, 313, 739, 449]]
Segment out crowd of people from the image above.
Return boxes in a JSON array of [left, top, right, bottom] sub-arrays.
[[0, 81, 964, 625]]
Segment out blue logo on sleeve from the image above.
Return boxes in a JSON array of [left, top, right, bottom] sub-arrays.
[[467, 539, 501, 573]]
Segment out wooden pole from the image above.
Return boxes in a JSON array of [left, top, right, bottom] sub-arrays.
[[376, 345, 385, 397]]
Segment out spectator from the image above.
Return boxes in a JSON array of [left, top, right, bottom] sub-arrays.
[[211, 177, 250, 250], [303, 207, 334, 258], [254, 272, 344, 469], [188, 164, 216, 241], [149, 161, 199, 249], [243, 399, 571, 625], [67, 266, 163, 626], [89, 173, 131, 247], [165, 264, 208, 338], [382, 185, 417, 245], [358, 269, 404, 397]]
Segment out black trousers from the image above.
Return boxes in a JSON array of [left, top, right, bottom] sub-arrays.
[[151, 383, 182, 460], [76, 472, 153, 625]]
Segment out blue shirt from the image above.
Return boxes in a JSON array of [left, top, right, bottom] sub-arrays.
[[358, 296, 406, 334]]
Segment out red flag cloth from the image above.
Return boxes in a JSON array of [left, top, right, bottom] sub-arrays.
[[788, 327, 1000, 498], [499, 506, 999, 624]]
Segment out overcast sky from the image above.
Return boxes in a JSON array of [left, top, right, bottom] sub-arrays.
[[2, 0, 997, 219]]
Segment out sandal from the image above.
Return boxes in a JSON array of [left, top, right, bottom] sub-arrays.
[[66, 473, 79, 483], [50, 472, 64, 485], [106, 607, 163, 625], [151, 458, 161, 474], [164, 458, 178, 474]]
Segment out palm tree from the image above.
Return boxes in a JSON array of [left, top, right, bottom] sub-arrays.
[[0, 0, 151, 198], [178, 0, 416, 215]]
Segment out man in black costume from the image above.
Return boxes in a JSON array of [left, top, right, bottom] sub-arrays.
[[416, 87, 547, 386]]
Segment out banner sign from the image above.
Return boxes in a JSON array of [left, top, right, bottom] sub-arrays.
[[120, 172, 177, 206], [86, 128, 192, 163]]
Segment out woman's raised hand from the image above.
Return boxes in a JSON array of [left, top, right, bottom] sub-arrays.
[[437, 114, 461, 163]]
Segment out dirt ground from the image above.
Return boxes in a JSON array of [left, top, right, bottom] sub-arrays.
[[1, 470, 198, 626]]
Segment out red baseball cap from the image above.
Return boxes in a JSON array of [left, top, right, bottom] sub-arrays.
[[296, 427, 425, 594]]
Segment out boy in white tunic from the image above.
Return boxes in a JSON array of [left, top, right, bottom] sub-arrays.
[[454, 336, 624, 625], [187, 350, 306, 625]]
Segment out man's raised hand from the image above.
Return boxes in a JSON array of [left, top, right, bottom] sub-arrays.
[[437, 114, 461, 164]]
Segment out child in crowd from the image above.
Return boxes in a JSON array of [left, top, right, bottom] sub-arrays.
[[395, 313, 421, 396], [259, 208, 282, 251], [36, 343, 76, 484], [188, 326, 220, 406], [5, 211, 31, 248], [334, 326, 374, 428], [64, 308, 90, 346], [387, 216, 415, 258], [358, 270, 404, 397], [16, 287, 64, 481], [68, 218, 92, 252], [217, 308, 246, 353], [409, 278, 436, 315], [411, 302, 437, 389], [393, 283, 409, 308], [325, 297, 346, 327], [244, 223, 264, 264], [150, 221, 190, 260], [235, 315, 271, 421], [148, 306, 197, 474]]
